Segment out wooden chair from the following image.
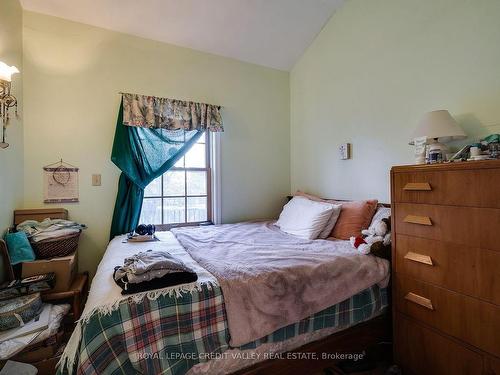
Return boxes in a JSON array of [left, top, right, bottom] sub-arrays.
[[42, 272, 89, 322], [0, 239, 14, 283]]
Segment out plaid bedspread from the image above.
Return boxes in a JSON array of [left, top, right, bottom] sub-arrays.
[[62, 285, 387, 375]]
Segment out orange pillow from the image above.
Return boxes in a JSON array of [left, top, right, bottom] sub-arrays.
[[330, 199, 378, 240]]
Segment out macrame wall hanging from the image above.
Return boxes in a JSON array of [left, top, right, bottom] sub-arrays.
[[43, 159, 79, 203]]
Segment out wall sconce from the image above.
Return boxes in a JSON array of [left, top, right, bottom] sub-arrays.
[[0, 61, 20, 149]]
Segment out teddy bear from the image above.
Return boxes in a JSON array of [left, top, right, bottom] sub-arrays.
[[350, 217, 391, 259]]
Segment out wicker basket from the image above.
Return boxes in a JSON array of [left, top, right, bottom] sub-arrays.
[[30, 231, 81, 259]]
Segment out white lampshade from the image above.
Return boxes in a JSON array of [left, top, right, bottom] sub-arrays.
[[409, 110, 466, 145], [0, 61, 20, 82]]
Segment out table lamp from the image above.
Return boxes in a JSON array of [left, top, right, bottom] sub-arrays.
[[409, 110, 466, 163]]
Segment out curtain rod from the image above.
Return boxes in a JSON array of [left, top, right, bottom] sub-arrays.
[[118, 92, 222, 109]]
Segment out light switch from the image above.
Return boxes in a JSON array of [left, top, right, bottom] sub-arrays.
[[339, 143, 351, 160], [92, 174, 101, 186]]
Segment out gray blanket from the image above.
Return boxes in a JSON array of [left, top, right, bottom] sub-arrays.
[[171, 221, 390, 346]]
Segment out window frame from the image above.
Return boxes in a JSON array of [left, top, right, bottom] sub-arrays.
[[142, 131, 213, 230]]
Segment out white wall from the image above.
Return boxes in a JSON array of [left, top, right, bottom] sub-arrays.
[[0, 0, 23, 234], [22, 12, 290, 275], [291, 0, 500, 202]]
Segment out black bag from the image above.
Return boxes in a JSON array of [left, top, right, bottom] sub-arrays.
[[0, 273, 56, 301]]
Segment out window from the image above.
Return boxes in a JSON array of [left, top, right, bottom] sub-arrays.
[[140, 131, 213, 227]]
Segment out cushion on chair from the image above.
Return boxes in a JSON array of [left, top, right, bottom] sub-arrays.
[[5, 232, 36, 265]]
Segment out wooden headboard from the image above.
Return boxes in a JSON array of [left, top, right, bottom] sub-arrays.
[[14, 208, 68, 226], [286, 196, 391, 207]]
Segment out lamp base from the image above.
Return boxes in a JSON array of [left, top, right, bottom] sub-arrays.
[[428, 138, 448, 163], [428, 139, 448, 152]]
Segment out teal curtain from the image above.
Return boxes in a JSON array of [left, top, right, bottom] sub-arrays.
[[110, 103, 202, 238]]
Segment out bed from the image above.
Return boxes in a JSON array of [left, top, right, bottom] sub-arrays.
[[59, 220, 390, 375]]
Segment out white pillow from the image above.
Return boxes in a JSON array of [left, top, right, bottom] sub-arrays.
[[368, 207, 391, 232], [317, 203, 342, 239], [276, 196, 337, 240]]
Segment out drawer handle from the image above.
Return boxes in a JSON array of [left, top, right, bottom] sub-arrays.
[[404, 292, 434, 310], [404, 251, 433, 266], [403, 215, 433, 226], [403, 182, 432, 191]]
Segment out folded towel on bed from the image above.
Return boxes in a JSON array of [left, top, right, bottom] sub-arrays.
[[113, 250, 198, 294]]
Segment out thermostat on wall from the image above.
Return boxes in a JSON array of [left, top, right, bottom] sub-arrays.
[[339, 143, 351, 160]]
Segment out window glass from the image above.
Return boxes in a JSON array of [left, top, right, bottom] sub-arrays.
[[163, 198, 186, 224], [140, 131, 211, 225], [163, 171, 185, 196], [141, 198, 162, 224], [187, 197, 207, 222], [187, 171, 207, 195], [144, 176, 161, 197], [185, 143, 206, 168]]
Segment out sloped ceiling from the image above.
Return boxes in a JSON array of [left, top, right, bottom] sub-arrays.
[[20, 0, 344, 71]]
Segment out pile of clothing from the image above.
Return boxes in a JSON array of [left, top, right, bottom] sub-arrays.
[[113, 250, 198, 295], [0, 304, 70, 360], [17, 219, 86, 242]]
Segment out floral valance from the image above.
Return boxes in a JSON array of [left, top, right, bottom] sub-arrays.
[[121, 92, 223, 132]]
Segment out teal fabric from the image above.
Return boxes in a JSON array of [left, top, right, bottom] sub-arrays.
[[110, 102, 203, 238], [5, 232, 36, 265]]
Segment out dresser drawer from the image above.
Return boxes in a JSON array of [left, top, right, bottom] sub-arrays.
[[392, 168, 500, 208], [394, 313, 483, 375], [395, 234, 500, 305], [394, 203, 500, 252], [395, 274, 500, 357]]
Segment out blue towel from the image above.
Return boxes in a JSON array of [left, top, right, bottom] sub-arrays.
[[5, 232, 36, 265]]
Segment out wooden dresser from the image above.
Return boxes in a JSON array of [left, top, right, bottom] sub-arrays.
[[390, 160, 500, 375]]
